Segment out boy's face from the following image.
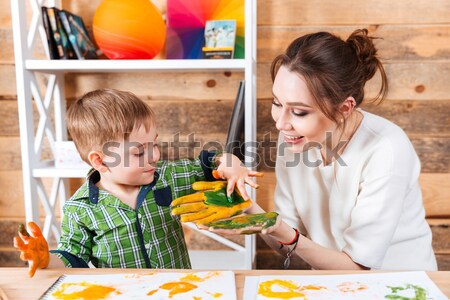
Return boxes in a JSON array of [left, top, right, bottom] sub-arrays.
[[102, 125, 160, 186]]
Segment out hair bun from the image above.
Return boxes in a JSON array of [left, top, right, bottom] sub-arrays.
[[346, 29, 379, 81]]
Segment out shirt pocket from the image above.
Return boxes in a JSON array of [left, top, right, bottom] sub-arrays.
[[153, 185, 173, 207]]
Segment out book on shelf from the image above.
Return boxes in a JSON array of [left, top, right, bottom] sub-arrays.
[[202, 20, 236, 59], [41, 7, 59, 59], [45, 7, 76, 59], [58, 10, 98, 59], [41, 7, 98, 59]]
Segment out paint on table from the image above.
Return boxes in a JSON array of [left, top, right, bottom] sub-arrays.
[[244, 271, 448, 300], [39, 271, 235, 299]]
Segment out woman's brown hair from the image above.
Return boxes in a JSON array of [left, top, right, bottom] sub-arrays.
[[270, 29, 388, 125]]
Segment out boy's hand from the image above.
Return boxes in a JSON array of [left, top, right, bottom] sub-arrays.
[[13, 222, 49, 277], [171, 181, 252, 225], [213, 153, 263, 200]]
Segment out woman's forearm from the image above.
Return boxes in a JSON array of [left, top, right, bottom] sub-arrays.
[[248, 202, 367, 269], [264, 220, 368, 270]]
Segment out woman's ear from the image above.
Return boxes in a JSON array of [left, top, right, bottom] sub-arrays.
[[88, 151, 108, 173], [339, 96, 357, 119]]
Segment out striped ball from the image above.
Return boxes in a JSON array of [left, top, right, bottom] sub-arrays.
[[93, 0, 166, 59]]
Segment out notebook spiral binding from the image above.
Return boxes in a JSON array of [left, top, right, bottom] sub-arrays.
[[38, 275, 66, 299]]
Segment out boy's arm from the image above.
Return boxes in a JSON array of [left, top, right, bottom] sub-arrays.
[[159, 151, 218, 196], [50, 209, 92, 268], [163, 151, 262, 199]]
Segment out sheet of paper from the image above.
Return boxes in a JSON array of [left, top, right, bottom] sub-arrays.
[[40, 271, 236, 299], [245, 271, 448, 300]]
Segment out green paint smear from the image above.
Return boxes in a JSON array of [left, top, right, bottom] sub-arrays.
[[18, 224, 30, 236], [204, 187, 245, 207], [206, 212, 279, 233], [385, 284, 428, 300]]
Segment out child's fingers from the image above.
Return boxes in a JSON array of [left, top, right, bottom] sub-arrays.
[[18, 231, 32, 244], [248, 171, 264, 177], [181, 210, 215, 223], [171, 193, 205, 206], [13, 236, 27, 250], [244, 176, 259, 189], [212, 170, 224, 180], [171, 202, 208, 215], [27, 221, 44, 238], [226, 178, 237, 198], [236, 178, 249, 200]]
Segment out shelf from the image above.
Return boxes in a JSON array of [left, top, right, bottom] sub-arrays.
[[13, 0, 256, 270], [25, 59, 247, 73], [33, 166, 90, 178]]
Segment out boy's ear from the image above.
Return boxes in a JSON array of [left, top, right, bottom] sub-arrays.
[[339, 96, 356, 119], [87, 151, 108, 173]]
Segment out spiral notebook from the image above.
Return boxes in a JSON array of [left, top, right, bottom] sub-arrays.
[[39, 271, 236, 299]]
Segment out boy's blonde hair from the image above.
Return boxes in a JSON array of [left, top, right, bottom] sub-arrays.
[[66, 89, 155, 163]]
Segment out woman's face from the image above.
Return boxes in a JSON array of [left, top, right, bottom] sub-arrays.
[[271, 65, 336, 153]]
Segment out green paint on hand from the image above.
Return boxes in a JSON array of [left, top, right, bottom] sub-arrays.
[[204, 187, 245, 207], [18, 224, 30, 237], [206, 212, 279, 233]]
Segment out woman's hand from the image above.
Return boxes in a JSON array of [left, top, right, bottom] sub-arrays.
[[199, 212, 282, 235], [213, 153, 263, 200]]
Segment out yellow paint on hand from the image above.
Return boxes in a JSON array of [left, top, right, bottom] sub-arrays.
[[52, 282, 116, 300]]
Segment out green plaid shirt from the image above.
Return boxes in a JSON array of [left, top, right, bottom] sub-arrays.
[[51, 157, 211, 269]]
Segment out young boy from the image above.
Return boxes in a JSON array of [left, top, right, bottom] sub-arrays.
[[14, 89, 258, 276]]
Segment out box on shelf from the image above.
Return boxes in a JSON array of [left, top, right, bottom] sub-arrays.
[[55, 141, 90, 169], [202, 20, 237, 59]]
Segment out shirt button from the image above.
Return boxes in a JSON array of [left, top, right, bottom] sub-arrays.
[[138, 213, 142, 218]]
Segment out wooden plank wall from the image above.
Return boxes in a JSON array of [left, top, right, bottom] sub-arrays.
[[1, 0, 449, 269]]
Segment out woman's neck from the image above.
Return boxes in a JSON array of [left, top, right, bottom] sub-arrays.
[[320, 110, 363, 166]]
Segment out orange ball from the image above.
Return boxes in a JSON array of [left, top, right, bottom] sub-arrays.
[[93, 0, 166, 59]]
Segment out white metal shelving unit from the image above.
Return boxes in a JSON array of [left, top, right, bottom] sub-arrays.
[[11, 0, 257, 269]]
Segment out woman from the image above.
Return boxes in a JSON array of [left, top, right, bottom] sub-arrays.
[[246, 29, 437, 270], [174, 29, 437, 270]]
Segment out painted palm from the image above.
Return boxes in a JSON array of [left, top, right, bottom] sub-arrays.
[[166, 0, 244, 59]]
